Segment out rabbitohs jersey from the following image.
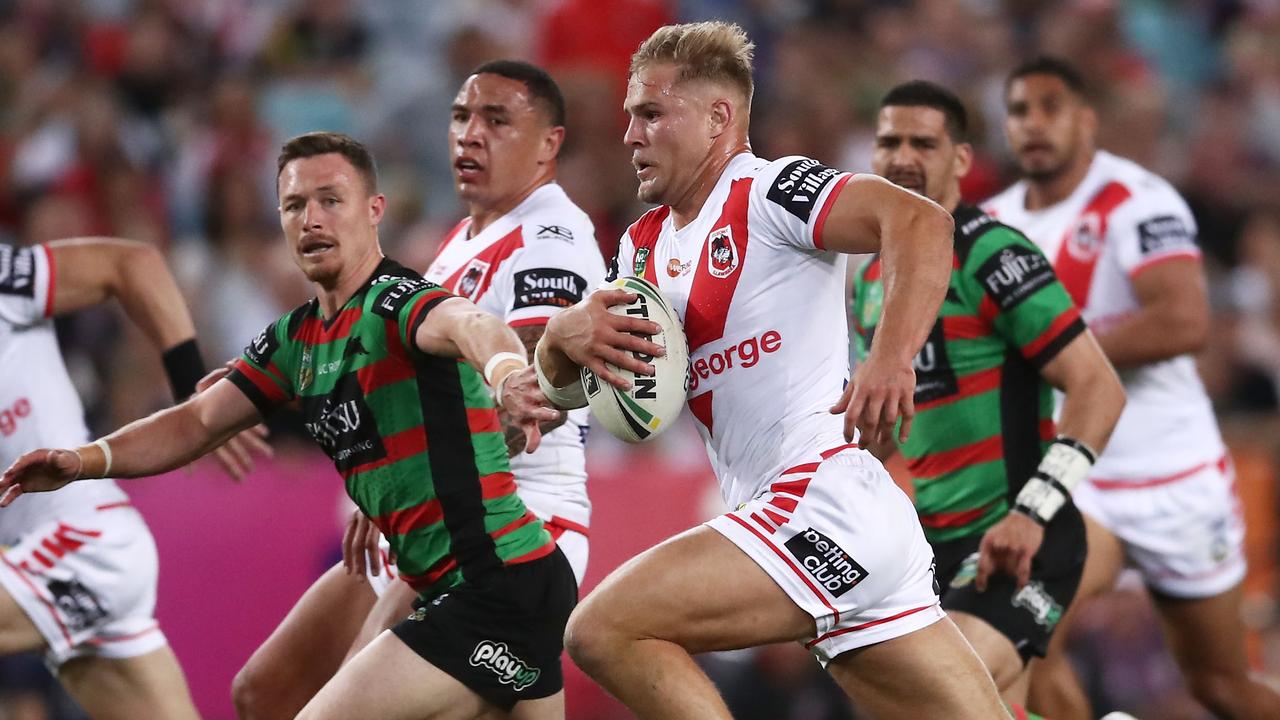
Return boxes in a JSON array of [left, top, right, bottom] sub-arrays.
[[985, 151, 1224, 481], [228, 259, 554, 599], [609, 153, 861, 510], [851, 205, 1085, 542], [425, 183, 603, 530], [0, 243, 129, 544]]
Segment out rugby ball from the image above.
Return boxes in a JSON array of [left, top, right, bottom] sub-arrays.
[[582, 276, 689, 443]]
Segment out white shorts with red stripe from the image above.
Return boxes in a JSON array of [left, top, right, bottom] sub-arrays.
[[0, 503, 167, 667], [707, 449, 944, 665], [1073, 455, 1246, 598], [366, 515, 589, 597]]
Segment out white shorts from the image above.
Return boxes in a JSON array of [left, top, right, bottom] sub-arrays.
[[1073, 455, 1247, 599], [0, 504, 168, 667], [366, 516, 589, 597], [707, 449, 944, 665]]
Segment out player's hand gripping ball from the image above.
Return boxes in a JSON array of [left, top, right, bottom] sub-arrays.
[[583, 277, 689, 442]]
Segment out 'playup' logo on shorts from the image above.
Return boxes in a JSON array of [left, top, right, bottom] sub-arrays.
[[470, 641, 541, 691], [784, 527, 869, 597]]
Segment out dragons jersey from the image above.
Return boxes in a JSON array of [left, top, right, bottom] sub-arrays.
[[851, 205, 1086, 542], [985, 150, 1224, 480], [425, 183, 604, 528], [610, 153, 860, 510], [228, 258, 553, 599], [0, 243, 129, 544]]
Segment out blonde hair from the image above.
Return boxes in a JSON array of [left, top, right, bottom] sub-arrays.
[[630, 22, 755, 108]]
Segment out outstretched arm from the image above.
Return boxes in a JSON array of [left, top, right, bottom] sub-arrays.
[[0, 379, 261, 505]]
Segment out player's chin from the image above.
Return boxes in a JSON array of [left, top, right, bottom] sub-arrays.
[[636, 180, 664, 204]]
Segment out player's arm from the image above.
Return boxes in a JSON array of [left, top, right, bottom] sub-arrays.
[[47, 238, 205, 399], [504, 325, 567, 455], [414, 297, 561, 452], [822, 175, 955, 445], [0, 380, 262, 505], [1092, 257, 1208, 369]]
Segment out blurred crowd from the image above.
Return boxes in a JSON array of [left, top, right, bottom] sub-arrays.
[[2, 0, 1279, 718]]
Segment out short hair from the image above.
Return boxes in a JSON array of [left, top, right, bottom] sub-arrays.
[[1006, 56, 1088, 99], [630, 22, 755, 108], [880, 81, 969, 142], [276, 132, 378, 193], [470, 59, 566, 127]]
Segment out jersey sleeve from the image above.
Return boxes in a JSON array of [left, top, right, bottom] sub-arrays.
[[751, 156, 854, 252], [1109, 190, 1202, 279], [489, 224, 606, 328], [0, 243, 54, 327], [965, 226, 1086, 369], [369, 276, 455, 352], [606, 230, 635, 282], [227, 317, 297, 416]]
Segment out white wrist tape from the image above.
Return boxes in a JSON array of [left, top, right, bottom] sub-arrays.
[[533, 338, 588, 410], [483, 352, 527, 387], [1013, 437, 1096, 525], [94, 438, 114, 478]]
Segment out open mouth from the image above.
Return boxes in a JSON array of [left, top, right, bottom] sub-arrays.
[[301, 237, 335, 258], [454, 157, 485, 181], [634, 159, 655, 180]]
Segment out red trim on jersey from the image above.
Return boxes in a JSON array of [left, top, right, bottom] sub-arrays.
[[296, 307, 362, 342], [750, 512, 777, 534], [491, 510, 539, 539], [508, 316, 550, 328], [821, 443, 858, 459], [546, 523, 566, 541], [466, 407, 502, 435], [725, 513, 840, 623], [1090, 455, 1224, 490], [1020, 307, 1082, 360], [356, 355, 415, 395], [782, 462, 820, 475], [402, 556, 458, 590], [0, 553, 74, 646], [1129, 249, 1202, 280], [906, 436, 1003, 478], [39, 539, 65, 560], [684, 178, 753, 353], [919, 503, 996, 529], [862, 258, 882, 282], [341, 427, 429, 479], [812, 174, 853, 250], [547, 515, 589, 537], [88, 624, 160, 645], [1010, 704, 1030, 720], [625, 206, 670, 283], [915, 366, 1001, 412], [504, 539, 558, 566], [230, 360, 290, 405], [95, 501, 132, 511], [41, 244, 56, 318], [373, 472, 517, 536], [770, 477, 812, 498], [434, 218, 471, 261], [943, 315, 991, 341], [405, 290, 452, 343], [769, 496, 798, 513], [1053, 181, 1132, 308], [977, 294, 999, 324], [441, 226, 523, 301], [688, 391, 714, 435], [805, 603, 937, 648], [762, 507, 790, 527]]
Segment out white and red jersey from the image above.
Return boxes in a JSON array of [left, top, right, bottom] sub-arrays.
[[984, 150, 1223, 481], [613, 153, 858, 509], [0, 243, 129, 545], [424, 183, 604, 530]]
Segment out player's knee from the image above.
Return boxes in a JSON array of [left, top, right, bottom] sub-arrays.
[[231, 663, 273, 719], [563, 601, 619, 675]]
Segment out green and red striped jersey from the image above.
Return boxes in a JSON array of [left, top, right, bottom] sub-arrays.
[[228, 258, 554, 598], [851, 205, 1086, 543]]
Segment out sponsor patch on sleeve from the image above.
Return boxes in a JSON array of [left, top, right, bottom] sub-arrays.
[[766, 158, 840, 223], [243, 323, 280, 367], [0, 245, 37, 297], [372, 277, 438, 318], [512, 268, 587, 310], [976, 244, 1057, 311], [1137, 215, 1195, 256]]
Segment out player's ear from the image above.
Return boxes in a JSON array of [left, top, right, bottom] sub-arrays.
[[368, 193, 387, 226], [709, 97, 732, 138], [539, 126, 565, 165], [953, 142, 973, 181]]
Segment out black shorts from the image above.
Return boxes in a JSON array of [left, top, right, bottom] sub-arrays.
[[932, 502, 1086, 663], [391, 547, 578, 711]]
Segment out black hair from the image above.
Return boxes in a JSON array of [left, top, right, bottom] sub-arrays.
[[880, 80, 969, 142], [1006, 56, 1088, 99], [276, 132, 378, 192], [470, 59, 567, 127]]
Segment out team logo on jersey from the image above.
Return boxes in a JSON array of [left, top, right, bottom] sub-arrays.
[[1066, 213, 1104, 262], [470, 641, 541, 691], [784, 527, 868, 597], [633, 247, 650, 276], [1012, 582, 1063, 629], [455, 259, 491, 300], [1137, 215, 1194, 256], [706, 226, 739, 279], [298, 348, 315, 391], [667, 258, 691, 277], [0, 245, 36, 297]]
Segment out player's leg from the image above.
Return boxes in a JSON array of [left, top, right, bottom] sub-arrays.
[[950, 612, 1024, 695], [1152, 584, 1280, 719], [58, 646, 199, 720], [1028, 512, 1125, 720], [509, 691, 564, 720], [232, 563, 376, 719], [341, 576, 416, 665], [0, 585, 49, 654]]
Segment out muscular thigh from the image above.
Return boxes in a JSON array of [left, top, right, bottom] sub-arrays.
[[579, 525, 814, 653], [0, 584, 47, 654]]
